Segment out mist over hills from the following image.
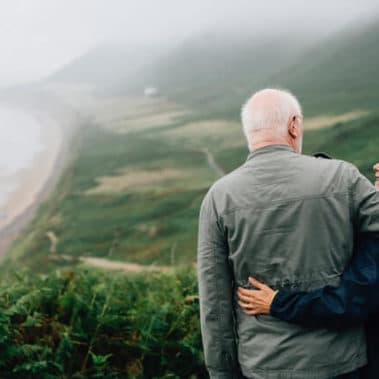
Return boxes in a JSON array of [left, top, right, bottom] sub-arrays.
[[48, 16, 379, 118], [46, 30, 315, 120], [275, 17, 379, 114], [115, 30, 317, 118], [47, 43, 161, 90]]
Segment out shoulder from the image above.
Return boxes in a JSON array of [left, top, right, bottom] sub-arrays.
[[302, 152, 355, 172], [307, 153, 368, 189], [199, 166, 245, 212], [206, 165, 245, 197]]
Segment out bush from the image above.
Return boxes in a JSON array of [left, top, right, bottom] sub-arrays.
[[0, 267, 206, 379]]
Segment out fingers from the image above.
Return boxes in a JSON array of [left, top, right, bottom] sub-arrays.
[[237, 300, 258, 315], [238, 300, 252, 310], [248, 276, 267, 290], [238, 287, 255, 296], [237, 278, 275, 317], [237, 289, 267, 312], [237, 282, 270, 304], [238, 292, 253, 303]]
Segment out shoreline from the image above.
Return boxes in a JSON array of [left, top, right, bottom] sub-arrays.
[[0, 108, 72, 258]]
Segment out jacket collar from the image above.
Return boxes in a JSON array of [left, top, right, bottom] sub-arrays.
[[245, 144, 296, 162]]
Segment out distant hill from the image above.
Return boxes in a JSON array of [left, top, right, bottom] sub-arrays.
[[46, 43, 161, 90], [46, 17, 379, 118], [274, 17, 379, 115], [131, 17, 379, 117], [111, 30, 318, 119], [46, 31, 317, 119]]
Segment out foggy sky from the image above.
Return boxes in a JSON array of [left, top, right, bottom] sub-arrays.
[[1, 0, 379, 87]]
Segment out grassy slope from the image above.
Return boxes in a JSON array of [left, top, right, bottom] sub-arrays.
[[2, 13, 378, 310], [216, 114, 379, 178], [119, 31, 317, 121], [49, 30, 316, 121], [6, 105, 379, 273], [2, 108, 378, 379], [274, 19, 379, 115], [117, 18, 379, 119], [2, 19, 379, 379], [47, 17, 379, 120], [6, 22, 379, 270], [6, 117, 213, 270]]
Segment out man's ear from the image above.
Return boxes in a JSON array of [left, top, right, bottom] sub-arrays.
[[288, 115, 298, 139]]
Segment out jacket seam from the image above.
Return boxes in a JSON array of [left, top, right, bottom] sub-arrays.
[[219, 190, 350, 217]]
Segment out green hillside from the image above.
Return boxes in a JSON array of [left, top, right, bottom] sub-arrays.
[[112, 31, 317, 120], [112, 18, 379, 118], [48, 30, 317, 120], [5, 16, 379, 273], [48, 17, 379, 120], [275, 18, 379, 115], [2, 100, 378, 378], [2, 15, 379, 379], [6, 97, 379, 273]]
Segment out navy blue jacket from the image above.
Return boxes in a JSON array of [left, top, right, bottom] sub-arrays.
[[271, 234, 379, 378]]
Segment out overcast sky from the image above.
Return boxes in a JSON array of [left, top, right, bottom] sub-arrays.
[[1, 0, 378, 87]]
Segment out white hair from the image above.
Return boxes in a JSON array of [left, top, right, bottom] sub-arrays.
[[241, 88, 302, 145]]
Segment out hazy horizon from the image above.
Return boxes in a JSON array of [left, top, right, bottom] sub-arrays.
[[1, 0, 379, 88]]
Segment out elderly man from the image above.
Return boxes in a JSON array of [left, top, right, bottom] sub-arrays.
[[197, 88, 379, 379], [236, 163, 379, 379]]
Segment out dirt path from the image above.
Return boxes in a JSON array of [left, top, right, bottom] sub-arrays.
[[201, 148, 225, 178], [79, 256, 174, 273]]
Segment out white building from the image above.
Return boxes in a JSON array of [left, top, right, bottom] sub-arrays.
[[144, 86, 159, 97]]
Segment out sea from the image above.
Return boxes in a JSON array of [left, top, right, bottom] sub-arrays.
[[0, 105, 45, 211]]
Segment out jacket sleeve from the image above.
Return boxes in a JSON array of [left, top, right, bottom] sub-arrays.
[[197, 190, 241, 379], [270, 234, 379, 328]]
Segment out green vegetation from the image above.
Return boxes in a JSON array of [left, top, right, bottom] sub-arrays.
[[303, 114, 379, 178], [109, 18, 379, 119], [4, 110, 378, 378], [6, 122, 214, 270], [4, 16, 379, 378], [0, 267, 204, 378], [7, 110, 379, 272]]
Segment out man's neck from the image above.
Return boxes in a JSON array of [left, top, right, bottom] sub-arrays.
[[250, 140, 294, 152]]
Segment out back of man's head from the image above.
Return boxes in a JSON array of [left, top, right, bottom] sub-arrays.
[[241, 88, 303, 153]]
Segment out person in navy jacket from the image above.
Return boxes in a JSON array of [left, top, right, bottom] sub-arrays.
[[237, 158, 379, 379]]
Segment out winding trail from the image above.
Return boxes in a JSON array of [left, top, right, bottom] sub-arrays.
[[201, 148, 225, 178]]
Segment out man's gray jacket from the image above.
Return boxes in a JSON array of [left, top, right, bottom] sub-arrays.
[[197, 144, 379, 379]]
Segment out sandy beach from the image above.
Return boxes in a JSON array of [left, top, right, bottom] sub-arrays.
[[0, 109, 67, 257]]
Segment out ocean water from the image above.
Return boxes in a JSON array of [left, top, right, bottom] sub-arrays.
[[0, 106, 45, 208]]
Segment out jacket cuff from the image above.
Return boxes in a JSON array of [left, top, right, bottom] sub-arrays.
[[270, 290, 292, 318]]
